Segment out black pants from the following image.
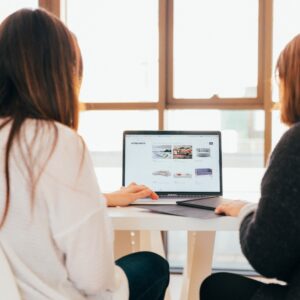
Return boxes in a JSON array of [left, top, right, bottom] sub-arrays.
[[116, 251, 170, 300], [200, 272, 264, 300]]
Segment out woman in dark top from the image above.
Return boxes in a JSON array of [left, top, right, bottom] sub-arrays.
[[200, 34, 300, 300]]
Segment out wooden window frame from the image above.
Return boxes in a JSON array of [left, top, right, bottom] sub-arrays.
[[43, 0, 276, 165], [165, 0, 264, 108], [39, 0, 60, 17]]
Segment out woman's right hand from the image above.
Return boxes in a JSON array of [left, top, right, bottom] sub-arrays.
[[214, 200, 248, 217], [104, 182, 159, 207]]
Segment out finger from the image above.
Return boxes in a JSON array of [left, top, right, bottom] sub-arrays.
[[129, 182, 137, 186], [135, 188, 154, 199], [141, 186, 158, 200], [127, 184, 148, 193], [214, 204, 227, 214], [150, 191, 159, 200]]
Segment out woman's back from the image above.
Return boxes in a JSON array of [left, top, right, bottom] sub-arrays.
[[0, 8, 169, 300], [0, 119, 115, 300]]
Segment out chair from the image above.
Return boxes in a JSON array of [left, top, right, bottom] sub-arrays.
[[0, 243, 21, 300]]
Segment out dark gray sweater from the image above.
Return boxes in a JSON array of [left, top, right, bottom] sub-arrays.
[[240, 122, 300, 300]]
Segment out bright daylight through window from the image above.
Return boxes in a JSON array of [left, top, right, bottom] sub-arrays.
[[0, 0, 295, 274]]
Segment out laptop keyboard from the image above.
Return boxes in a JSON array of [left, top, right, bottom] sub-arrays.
[[159, 195, 214, 199]]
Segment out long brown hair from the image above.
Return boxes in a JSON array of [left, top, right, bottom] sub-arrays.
[[276, 34, 300, 126], [0, 8, 83, 227]]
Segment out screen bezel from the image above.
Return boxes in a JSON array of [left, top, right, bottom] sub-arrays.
[[122, 130, 223, 196]]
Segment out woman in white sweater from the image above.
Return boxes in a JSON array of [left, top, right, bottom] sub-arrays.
[[0, 8, 169, 300]]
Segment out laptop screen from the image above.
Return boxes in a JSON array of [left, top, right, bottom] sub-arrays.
[[123, 131, 223, 196]]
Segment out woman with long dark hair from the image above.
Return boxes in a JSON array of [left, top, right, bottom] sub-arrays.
[[0, 8, 169, 300]]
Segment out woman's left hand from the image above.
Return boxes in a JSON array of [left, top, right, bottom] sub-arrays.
[[104, 182, 159, 207], [214, 200, 248, 217]]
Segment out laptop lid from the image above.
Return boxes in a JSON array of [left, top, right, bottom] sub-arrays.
[[122, 130, 223, 197]]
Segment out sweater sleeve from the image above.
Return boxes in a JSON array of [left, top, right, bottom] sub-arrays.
[[240, 124, 300, 281]]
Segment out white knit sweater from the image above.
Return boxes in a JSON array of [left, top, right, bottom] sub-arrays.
[[0, 118, 128, 300]]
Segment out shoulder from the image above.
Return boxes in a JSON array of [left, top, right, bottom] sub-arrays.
[[33, 120, 97, 194], [41, 119, 83, 146], [263, 122, 300, 187], [271, 122, 300, 160], [18, 119, 87, 175], [22, 118, 84, 152], [277, 122, 300, 146], [1, 118, 84, 154], [53, 121, 82, 141], [53, 121, 84, 153], [281, 122, 300, 140], [22, 118, 81, 138]]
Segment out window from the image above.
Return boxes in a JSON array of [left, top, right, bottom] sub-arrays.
[[167, 109, 263, 271], [66, 0, 159, 102], [173, 0, 259, 99], [0, 1, 38, 21], [78, 110, 158, 168], [62, 0, 273, 273], [167, 110, 264, 167], [4, 0, 293, 274], [272, 0, 300, 102]]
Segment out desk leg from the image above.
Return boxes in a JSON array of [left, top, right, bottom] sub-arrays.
[[180, 231, 216, 300], [114, 230, 140, 260], [114, 230, 171, 300], [114, 230, 166, 258]]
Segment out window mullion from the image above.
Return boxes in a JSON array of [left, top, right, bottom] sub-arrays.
[[39, 0, 60, 17], [260, 0, 273, 165], [159, 0, 169, 130]]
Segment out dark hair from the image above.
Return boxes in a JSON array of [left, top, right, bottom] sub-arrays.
[[0, 8, 83, 227], [276, 34, 300, 126]]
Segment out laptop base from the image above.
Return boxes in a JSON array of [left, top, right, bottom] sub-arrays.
[[131, 195, 215, 205]]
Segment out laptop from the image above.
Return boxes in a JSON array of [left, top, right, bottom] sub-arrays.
[[122, 130, 223, 205]]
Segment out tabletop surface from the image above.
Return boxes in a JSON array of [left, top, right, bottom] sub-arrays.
[[108, 206, 240, 231], [101, 167, 263, 231]]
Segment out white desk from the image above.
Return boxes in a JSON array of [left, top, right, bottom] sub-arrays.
[[98, 167, 263, 300], [108, 206, 240, 300]]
